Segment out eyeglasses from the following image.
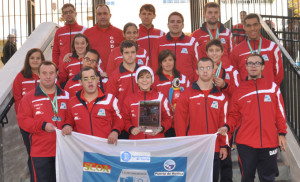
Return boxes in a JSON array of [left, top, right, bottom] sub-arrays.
[[83, 57, 98, 64], [246, 61, 263, 67], [82, 76, 97, 82], [198, 66, 212, 71], [63, 10, 75, 15]]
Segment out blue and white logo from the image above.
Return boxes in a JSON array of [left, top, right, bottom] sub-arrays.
[[164, 159, 176, 171], [60, 102, 67, 109], [97, 109, 106, 116], [211, 101, 219, 109], [220, 38, 226, 44], [121, 152, 132, 162], [138, 59, 144, 65], [225, 73, 230, 80], [262, 54, 269, 61], [264, 95, 272, 102], [181, 48, 188, 54]]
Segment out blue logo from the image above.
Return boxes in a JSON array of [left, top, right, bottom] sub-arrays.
[[138, 59, 144, 65], [164, 159, 176, 171], [121, 152, 132, 162]]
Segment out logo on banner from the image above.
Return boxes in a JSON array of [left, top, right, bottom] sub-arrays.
[[164, 160, 176, 171], [120, 151, 150, 163], [97, 109, 106, 116], [220, 38, 226, 44], [83, 162, 111, 173], [262, 54, 269, 61], [264, 95, 271, 102], [138, 59, 144, 65], [211, 101, 218, 109], [181, 48, 188, 54], [60, 102, 67, 109]]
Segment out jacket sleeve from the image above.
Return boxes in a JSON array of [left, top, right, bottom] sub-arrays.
[[174, 90, 190, 136], [63, 99, 75, 128], [12, 73, 22, 113], [52, 30, 60, 67], [17, 95, 44, 133], [57, 62, 69, 84], [225, 90, 241, 133], [160, 96, 173, 132], [106, 49, 118, 77], [122, 98, 135, 134], [106, 73, 119, 97], [275, 86, 287, 135], [218, 98, 229, 147], [111, 96, 124, 134], [273, 44, 284, 86], [150, 40, 159, 72]]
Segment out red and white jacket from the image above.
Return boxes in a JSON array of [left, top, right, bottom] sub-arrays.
[[52, 22, 86, 70], [106, 46, 149, 77], [174, 82, 228, 152], [17, 85, 69, 157], [84, 24, 123, 72], [64, 90, 123, 138], [232, 23, 246, 45], [58, 54, 82, 84], [106, 63, 140, 106], [192, 22, 234, 65], [137, 24, 164, 60], [225, 77, 287, 148], [13, 72, 39, 113], [123, 89, 172, 139], [230, 36, 284, 86], [151, 33, 199, 82]]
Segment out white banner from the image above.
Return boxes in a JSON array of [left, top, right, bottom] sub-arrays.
[[56, 129, 217, 182]]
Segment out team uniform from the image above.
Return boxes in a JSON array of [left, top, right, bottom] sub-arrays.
[[17, 85, 69, 182], [64, 72, 107, 98], [151, 33, 199, 82], [123, 90, 172, 139], [84, 24, 123, 72], [52, 22, 86, 70], [64, 88, 123, 137], [230, 36, 284, 86], [106, 46, 149, 77], [137, 24, 164, 60], [232, 23, 246, 45], [58, 54, 82, 84], [192, 22, 234, 65], [224, 77, 287, 181], [174, 83, 228, 182]]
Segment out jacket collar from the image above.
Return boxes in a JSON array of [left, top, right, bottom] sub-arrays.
[[139, 24, 154, 31], [35, 84, 63, 96], [64, 21, 79, 28], [75, 89, 106, 108], [119, 62, 139, 73], [191, 81, 220, 94], [200, 22, 226, 33], [166, 32, 185, 41], [245, 76, 264, 81]]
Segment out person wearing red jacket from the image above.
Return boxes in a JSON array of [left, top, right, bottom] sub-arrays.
[[13, 48, 45, 180], [175, 57, 228, 182], [58, 33, 89, 85], [218, 54, 287, 182], [230, 13, 284, 86], [151, 11, 199, 82], [106, 22, 149, 77], [137, 4, 164, 60], [84, 4, 123, 76], [192, 2, 234, 66], [17, 61, 69, 182], [62, 67, 123, 144], [52, 3, 86, 71], [123, 66, 172, 140], [64, 49, 106, 98], [232, 11, 247, 45]]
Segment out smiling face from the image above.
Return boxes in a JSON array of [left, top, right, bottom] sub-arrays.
[[206, 45, 223, 65], [74, 37, 88, 56], [124, 26, 139, 42], [79, 69, 99, 95], [161, 55, 175, 75], [244, 17, 261, 40], [137, 71, 152, 91], [168, 15, 184, 37], [246, 55, 264, 80], [29, 51, 43, 71], [39, 64, 57, 90], [82, 52, 98, 69]]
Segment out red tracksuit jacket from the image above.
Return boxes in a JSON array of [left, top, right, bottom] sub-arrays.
[[84, 24, 123, 72], [52, 22, 86, 69], [232, 23, 246, 45], [225, 78, 287, 149], [174, 82, 228, 152], [230, 36, 284, 86], [13, 72, 39, 113], [58, 54, 82, 84], [123, 89, 172, 139], [192, 22, 234, 65], [106, 46, 149, 77], [17, 85, 69, 157], [64, 72, 107, 98], [151, 33, 199, 82], [106, 63, 140, 106], [65, 90, 124, 137], [137, 24, 164, 60]]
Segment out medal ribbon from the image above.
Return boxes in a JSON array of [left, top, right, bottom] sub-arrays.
[[40, 85, 58, 116], [207, 27, 219, 40], [215, 62, 222, 78], [247, 37, 262, 55]]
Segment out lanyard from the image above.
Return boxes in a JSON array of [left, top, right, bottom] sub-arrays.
[[40, 85, 58, 116], [215, 62, 222, 78], [207, 27, 219, 40], [247, 37, 262, 55]]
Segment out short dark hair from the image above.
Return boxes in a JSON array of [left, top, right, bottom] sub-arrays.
[[120, 40, 138, 54], [38, 61, 58, 73], [204, 2, 220, 14], [85, 49, 100, 63], [79, 66, 98, 80], [139, 4, 156, 14], [123, 22, 138, 34], [246, 54, 265, 65], [21, 48, 45, 78], [61, 3, 75, 13], [96, 4, 110, 13], [72, 33, 90, 56], [137, 69, 151, 79], [156, 49, 180, 76], [205, 39, 224, 52], [197, 57, 214, 69], [168, 11, 184, 23], [243, 13, 260, 25]]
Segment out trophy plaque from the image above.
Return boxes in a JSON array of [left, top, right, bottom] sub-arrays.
[[138, 100, 161, 133]]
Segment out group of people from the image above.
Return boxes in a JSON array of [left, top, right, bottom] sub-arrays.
[[13, 2, 287, 182]]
